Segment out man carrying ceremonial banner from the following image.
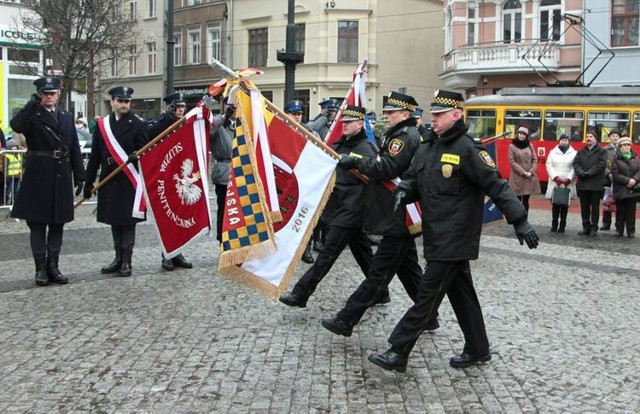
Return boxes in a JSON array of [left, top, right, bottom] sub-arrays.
[[210, 60, 338, 298], [138, 105, 213, 258]]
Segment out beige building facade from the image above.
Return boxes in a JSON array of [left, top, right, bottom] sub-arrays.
[[440, 0, 584, 97], [97, 0, 446, 120]]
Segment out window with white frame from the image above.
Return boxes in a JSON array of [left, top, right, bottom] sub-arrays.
[[540, 0, 561, 41], [295, 23, 305, 53], [503, 0, 523, 44], [174, 31, 183, 66], [467, 2, 478, 46], [147, 42, 156, 74], [612, 0, 639, 47], [147, 0, 156, 18], [207, 23, 221, 63], [128, 45, 137, 75], [188, 27, 201, 64]]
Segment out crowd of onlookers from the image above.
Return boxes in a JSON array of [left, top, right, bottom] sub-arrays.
[[508, 128, 640, 238]]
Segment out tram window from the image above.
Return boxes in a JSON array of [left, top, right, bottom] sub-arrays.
[[587, 111, 630, 142], [633, 112, 640, 144], [466, 109, 496, 138], [505, 110, 541, 140], [544, 110, 584, 142]]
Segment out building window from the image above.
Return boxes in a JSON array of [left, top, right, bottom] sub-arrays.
[[249, 27, 268, 67], [295, 23, 305, 53], [128, 45, 137, 75], [174, 31, 183, 66], [188, 27, 201, 64], [467, 3, 478, 46], [338, 20, 358, 63], [128, 0, 137, 20], [207, 23, 221, 63], [147, 0, 156, 18], [612, 0, 640, 47], [110, 48, 118, 77], [540, 0, 561, 41], [503, 0, 522, 44], [147, 42, 156, 74], [189, 0, 201, 5]]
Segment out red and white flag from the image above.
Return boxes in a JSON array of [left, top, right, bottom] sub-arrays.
[[139, 107, 213, 257]]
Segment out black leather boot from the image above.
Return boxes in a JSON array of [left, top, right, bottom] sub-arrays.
[[172, 254, 193, 269], [301, 242, 314, 264], [101, 249, 122, 274], [161, 254, 174, 271], [34, 254, 49, 286], [119, 247, 133, 277], [47, 255, 68, 284]]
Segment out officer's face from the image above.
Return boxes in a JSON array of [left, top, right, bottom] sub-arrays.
[[383, 109, 409, 128], [288, 112, 303, 123], [40, 91, 59, 110], [111, 98, 131, 115], [174, 105, 186, 117], [431, 108, 462, 135], [342, 119, 363, 137]]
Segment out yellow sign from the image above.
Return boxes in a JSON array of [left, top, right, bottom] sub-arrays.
[[440, 153, 460, 165]]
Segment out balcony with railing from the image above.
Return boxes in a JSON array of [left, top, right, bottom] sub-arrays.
[[440, 42, 561, 89]]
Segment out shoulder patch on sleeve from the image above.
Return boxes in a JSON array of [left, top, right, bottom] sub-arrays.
[[479, 150, 496, 168], [388, 138, 405, 156]]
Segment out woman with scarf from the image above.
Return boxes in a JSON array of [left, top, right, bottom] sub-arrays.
[[545, 134, 577, 232], [508, 126, 541, 214], [610, 137, 640, 237]]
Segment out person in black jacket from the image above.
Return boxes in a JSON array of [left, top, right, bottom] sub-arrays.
[[368, 90, 539, 372], [10, 77, 85, 286], [148, 93, 194, 271], [610, 137, 640, 237], [279, 106, 379, 308], [320, 92, 439, 337], [83, 87, 149, 277], [572, 130, 607, 236]]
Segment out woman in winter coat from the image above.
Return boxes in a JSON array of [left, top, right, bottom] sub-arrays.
[[545, 134, 577, 232], [610, 137, 640, 237], [508, 126, 541, 214]]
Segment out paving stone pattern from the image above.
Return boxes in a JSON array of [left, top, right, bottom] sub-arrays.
[[0, 197, 639, 413]]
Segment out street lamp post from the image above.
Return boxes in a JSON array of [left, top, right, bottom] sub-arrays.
[[277, 0, 304, 103]]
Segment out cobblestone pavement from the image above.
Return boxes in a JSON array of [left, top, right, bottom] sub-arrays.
[[0, 196, 639, 413]]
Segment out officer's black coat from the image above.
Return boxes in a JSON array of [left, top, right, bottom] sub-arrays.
[[10, 100, 85, 224], [85, 112, 148, 225], [356, 117, 421, 237], [402, 120, 526, 261], [323, 128, 378, 228], [147, 111, 178, 140]]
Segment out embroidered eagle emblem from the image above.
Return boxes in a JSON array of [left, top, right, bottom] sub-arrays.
[[173, 159, 202, 205]]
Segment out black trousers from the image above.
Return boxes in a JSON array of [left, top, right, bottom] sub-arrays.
[[551, 204, 568, 229], [26, 221, 64, 258], [215, 183, 227, 242], [517, 194, 530, 214], [338, 236, 429, 327], [111, 224, 137, 250], [577, 189, 603, 229], [389, 260, 489, 356], [291, 225, 373, 299], [615, 197, 637, 235]]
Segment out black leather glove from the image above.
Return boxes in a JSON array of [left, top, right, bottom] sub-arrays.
[[127, 152, 138, 163], [393, 190, 408, 213], [337, 154, 358, 170], [223, 105, 235, 127], [83, 183, 94, 200], [30, 93, 42, 103], [74, 179, 85, 197], [514, 220, 539, 249]]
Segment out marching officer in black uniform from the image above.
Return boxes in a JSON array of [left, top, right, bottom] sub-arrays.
[[413, 107, 429, 139], [279, 106, 380, 308], [148, 92, 194, 271], [10, 77, 85, 286], [368, 90, 539, 373], [84, 87, 149, 277], [320, 92, 437, 336], [307, 98, 339, 141]]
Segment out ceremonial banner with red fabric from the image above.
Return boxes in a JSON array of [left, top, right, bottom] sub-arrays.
[[218, 89, 337, 298], [325, 62, 367, 147], [138, 107, 213, 258]]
